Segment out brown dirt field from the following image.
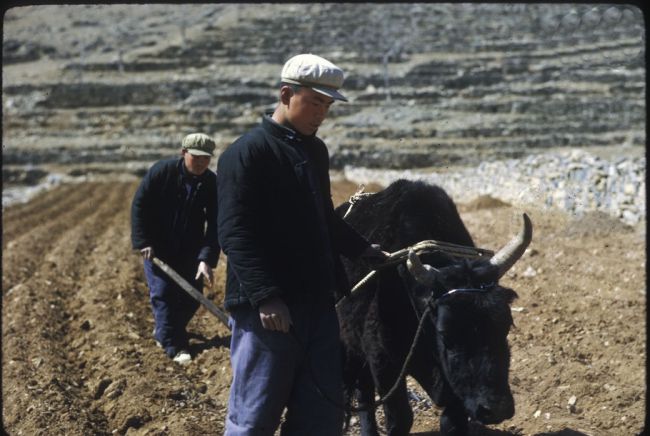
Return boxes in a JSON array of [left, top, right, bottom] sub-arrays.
[[2, 180, 645, 435]]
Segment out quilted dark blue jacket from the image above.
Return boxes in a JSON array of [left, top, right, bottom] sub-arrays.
[[131, 157, 220, 268], [217, 115, 369, 310]]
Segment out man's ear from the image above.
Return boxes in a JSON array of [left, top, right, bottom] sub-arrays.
[[279, 85, 294, 105]]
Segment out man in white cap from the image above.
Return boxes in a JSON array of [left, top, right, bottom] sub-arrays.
[[218, 54, 387, 434], [131, 133, 220, 365]]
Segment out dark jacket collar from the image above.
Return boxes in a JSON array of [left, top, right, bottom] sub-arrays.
[[262, 111, 317, 144]]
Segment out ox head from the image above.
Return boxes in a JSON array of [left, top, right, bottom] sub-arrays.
[[404, 213, 532, 425]]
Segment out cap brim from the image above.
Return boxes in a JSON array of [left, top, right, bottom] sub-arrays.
[[186, 149, 213, 156], [311, 86, 348, 102]]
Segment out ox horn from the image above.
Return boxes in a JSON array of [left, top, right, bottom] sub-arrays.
[[406, 249, 440, 286], [489, 213, 533, 278]]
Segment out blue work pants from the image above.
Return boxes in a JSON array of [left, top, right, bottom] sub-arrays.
[[225, 295, 344, 436], [144, 259, 201, 357]]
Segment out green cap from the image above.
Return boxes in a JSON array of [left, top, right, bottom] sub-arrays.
[[182, 133, 215, 156]]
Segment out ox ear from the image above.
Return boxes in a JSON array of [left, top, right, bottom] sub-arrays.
[[406, 249, 439, 287], [489, 213, 533, 279]]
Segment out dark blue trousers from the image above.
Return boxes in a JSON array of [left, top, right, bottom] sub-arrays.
[[144, 259, 202, 357], [225, 295, 344, 436]]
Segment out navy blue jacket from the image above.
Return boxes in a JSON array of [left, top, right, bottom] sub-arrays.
[[131, 157, 220, 268], [217, 115, 370, 310]]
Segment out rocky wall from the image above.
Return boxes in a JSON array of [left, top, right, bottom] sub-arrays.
[[344, 149, 645, 226]]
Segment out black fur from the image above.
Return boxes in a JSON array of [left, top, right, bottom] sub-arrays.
[[337, 180, 518, 436]]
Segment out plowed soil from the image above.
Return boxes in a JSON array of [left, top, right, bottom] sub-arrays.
[[2, 179, 645, 435]]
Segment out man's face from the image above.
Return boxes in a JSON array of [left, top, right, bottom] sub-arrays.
[[182, 150, 211, 175], [285, 86, 334, 136]]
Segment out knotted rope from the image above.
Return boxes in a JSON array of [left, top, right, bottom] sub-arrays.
[[343, 184, 374, 219], [341, 186, 494, 300], [345, 239, 494, 299]]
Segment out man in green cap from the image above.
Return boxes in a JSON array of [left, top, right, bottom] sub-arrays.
[[131, 133, 220, 365]]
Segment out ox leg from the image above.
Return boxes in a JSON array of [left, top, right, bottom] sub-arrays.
[[410, 366, 449, 409], [440, 400, 469, 436], [379, 379, 413, 436], [355, 369, 379, 436]]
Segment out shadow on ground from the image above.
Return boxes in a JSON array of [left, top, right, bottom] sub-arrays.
[[412, 425, 592, 435], [188, 332, 231, 355]]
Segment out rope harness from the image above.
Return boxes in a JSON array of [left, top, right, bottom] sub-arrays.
[[296, 187, 495, 413], [299, 187, 498, 413], [342, 184, 374, 219], [311, 242, 494, 413], [343, 239, 494, 302], [338, 186, 494, 303]]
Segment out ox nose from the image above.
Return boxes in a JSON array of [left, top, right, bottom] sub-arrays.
[[476, 405, 494, 423], [475, 400, 514, 424]]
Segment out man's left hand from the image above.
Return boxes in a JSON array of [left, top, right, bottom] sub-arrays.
[[195, 261, 214, 288]]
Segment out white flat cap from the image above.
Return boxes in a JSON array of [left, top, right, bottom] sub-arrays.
[[281, 53, 347, 102]]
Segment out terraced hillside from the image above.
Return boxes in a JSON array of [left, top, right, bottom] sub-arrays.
[[2, 4, 645, 185], [2, 4, 646, 436]]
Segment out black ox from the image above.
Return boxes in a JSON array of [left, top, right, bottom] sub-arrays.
[[335, 179, 532, 436]]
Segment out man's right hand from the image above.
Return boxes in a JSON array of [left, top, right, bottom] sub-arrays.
[[259, 296, 292, 333], [140, 246, 155, 260]]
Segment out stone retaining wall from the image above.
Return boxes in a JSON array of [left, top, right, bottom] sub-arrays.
[[344, 149, 645, 225]]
